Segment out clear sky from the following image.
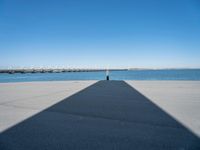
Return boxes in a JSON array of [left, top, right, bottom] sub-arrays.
[[0, 0, 200, 69]]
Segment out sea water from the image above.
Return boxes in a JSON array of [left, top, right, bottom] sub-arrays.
[[0, 69, 200, 83]]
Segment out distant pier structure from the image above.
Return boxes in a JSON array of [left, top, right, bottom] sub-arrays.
[[0, 68, 128, 74]]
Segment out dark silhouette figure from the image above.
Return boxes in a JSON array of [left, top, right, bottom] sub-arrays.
[[106, 70, 109, 80], [106, 75, 109, 80]]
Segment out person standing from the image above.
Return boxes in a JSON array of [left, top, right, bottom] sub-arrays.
[[106, 69, 109, 80]]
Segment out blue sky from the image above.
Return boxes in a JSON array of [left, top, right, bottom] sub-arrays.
[[0, 0, 200, 68]]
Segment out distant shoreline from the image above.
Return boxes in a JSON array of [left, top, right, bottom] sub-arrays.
[[0, 68, 200, 74], [0, 69, 128, 74]]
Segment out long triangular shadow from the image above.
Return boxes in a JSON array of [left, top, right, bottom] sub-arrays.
[[0, 81, 200, 149]]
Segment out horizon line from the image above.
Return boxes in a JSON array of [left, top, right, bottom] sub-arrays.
[[0, 67, 200, 70]]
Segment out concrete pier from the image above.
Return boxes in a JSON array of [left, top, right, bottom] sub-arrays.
[[0, 81, 200, 149]]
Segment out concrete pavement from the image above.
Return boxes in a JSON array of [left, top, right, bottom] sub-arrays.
[[0, 80, 200, 149]]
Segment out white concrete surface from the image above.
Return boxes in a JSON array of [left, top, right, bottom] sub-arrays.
[[126, 81, 200, 137], [0, 80, 200, 149], [0, 81, 97, 132]]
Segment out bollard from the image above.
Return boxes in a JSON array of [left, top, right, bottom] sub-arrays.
[[106, 75, 109, 80], [106, 70, 109, 81]]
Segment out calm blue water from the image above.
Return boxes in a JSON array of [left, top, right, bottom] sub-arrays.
[[0, 69, 200, 83]]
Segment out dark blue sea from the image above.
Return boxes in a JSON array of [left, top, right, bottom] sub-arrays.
[[0, 69, 200, 83]]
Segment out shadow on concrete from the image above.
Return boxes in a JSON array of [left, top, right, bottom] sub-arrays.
[[0, 81, 200, 150]]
